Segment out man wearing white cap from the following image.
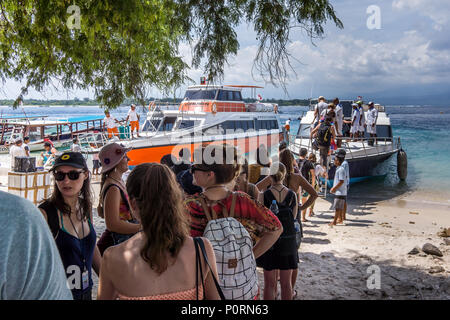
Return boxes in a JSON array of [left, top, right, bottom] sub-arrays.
[[366, 102, 378, 141]]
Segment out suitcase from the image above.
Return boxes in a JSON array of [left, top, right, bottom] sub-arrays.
[[14, 156, 37, 172]]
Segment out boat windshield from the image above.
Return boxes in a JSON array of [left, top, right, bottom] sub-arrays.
[[184, 89, 217, 100], [297, 123, 311, 138]]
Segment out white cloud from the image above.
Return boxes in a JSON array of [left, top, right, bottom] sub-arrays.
[[392, 0, 450, 28]]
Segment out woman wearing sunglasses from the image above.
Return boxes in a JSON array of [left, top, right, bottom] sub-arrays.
[[96, 143, 141, 255], [38, 152, 101, 300], [185, 144, 283, 299]]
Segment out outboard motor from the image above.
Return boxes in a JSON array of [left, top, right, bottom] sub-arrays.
[[397, 149, 407, 180]]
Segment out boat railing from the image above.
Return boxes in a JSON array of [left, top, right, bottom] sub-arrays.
[[149, 100, 180, 111], [288, 135, 401, 160]]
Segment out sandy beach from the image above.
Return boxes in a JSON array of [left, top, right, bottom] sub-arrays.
[[1, 170, 449, 300]]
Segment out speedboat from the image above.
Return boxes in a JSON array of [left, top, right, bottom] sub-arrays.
[[110, 83, 283, 166], [289, 100, 406, 186]]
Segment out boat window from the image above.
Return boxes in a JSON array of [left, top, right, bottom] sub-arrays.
[[159, 117, 177, 132], [177, 120, 200, 130], [375, 125, 392, 139], [247, 120, 255, 130], [340, 101, 353, 118], [233, 121, 243, 131], [233, 91, 242, 101], [143, 118, 162, 132], [217, 90, 227, 101], [223, 121, 235, 131], [271, 120, 279, 129], [227, 91, 234, 101], [203, 124, 225, 135], [184, 89, 217, 100], [297, 124, 311, 138]]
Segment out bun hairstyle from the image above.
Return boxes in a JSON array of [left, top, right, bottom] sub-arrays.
[[269, 161, 286, 183], [126, 163, 189, 274], [194, 144, 241, 184]]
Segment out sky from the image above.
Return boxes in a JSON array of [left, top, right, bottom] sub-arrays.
[[1, 0, 450, 105]]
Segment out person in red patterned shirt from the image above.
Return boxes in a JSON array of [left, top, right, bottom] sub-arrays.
[[184, 144, 282, 259]]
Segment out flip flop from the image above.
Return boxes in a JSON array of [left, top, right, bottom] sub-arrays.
[[292, 289, 298, 299]]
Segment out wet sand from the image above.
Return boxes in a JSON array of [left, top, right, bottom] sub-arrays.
[[1, 170, 449, 299]]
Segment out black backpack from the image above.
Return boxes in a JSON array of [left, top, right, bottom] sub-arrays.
[[264, 190, 297, 256], [317, 122, 332, 147]]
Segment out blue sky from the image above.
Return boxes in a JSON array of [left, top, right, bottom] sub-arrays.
[[2, 0, 450, 105]]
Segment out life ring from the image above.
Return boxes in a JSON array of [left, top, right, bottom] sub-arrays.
[[211, 103, 217, 114]]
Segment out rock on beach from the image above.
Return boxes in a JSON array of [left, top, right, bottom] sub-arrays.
[[422, 243, 443, 257]]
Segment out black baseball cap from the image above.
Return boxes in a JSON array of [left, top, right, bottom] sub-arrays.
[[51, 152, 88, 171]]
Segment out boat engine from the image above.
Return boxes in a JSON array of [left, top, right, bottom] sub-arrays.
[[397, 149, 407, 180]]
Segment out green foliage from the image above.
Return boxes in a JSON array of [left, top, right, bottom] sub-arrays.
[[0, 0, 342, 108]]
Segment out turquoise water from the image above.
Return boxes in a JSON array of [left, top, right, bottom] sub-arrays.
[[1, 104, 449, 201]]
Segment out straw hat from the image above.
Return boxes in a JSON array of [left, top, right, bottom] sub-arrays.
[[99, 142, 132, 173]]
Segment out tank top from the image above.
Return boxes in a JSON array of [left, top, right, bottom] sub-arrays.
[[39, 201, 96, 300]]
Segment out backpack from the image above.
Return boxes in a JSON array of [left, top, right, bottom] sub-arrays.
[[317, 122, 332, 147], [197, 192, 259, 300], [263, 190, 298, 255]]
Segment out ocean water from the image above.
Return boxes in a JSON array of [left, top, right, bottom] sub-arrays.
[[1, 104, 449, 202]]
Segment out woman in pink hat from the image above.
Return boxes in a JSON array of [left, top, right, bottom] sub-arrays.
[[96, 143, 141, 255]]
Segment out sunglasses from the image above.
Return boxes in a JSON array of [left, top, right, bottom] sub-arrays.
[[53, 170, 85, 181], [189, 167, 211, 174]]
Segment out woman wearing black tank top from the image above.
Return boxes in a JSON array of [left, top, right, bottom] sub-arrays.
[[38, 152, 101, 300], [256, 162, 298, 300]]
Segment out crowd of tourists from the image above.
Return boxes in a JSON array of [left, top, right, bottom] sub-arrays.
[[2, 139, 334, 300]]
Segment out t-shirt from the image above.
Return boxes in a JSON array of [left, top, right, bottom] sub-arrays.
[[23, 143, 30, 154], [9, 145, 26, 169], [332, 166, 347, 196], [0, 191, 73, 300], [127, 109, 139, 122], [341, 160, 350, 186], [185, 191, 281, 244], [315, 102, 328, 117], [104, 116, 117, 129], [299, 159, 315, 184]]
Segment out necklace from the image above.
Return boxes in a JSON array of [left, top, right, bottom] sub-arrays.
[[68, 208, 85, 240], [271, 184, 285, 192]]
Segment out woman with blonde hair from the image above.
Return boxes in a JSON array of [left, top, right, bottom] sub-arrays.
[[98, 163, 221, 300]]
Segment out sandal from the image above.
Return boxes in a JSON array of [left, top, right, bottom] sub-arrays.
[[292, 289, 298, 299], [301, 219, 308, 222]]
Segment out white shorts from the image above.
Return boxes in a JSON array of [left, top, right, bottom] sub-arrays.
[[367, 124, 376, 134], [350, 125, 359, 134]]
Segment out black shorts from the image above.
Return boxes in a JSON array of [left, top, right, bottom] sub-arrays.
[[93, 159, 101, 169]]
